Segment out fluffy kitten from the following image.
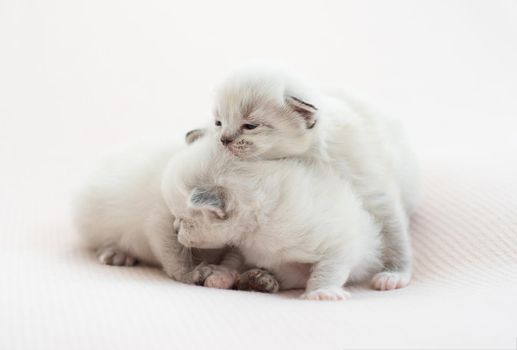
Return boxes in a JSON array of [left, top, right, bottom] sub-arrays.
[[73, 142, 241, 289], [207, 66, 420, 290], [161, 132, 382, 300]]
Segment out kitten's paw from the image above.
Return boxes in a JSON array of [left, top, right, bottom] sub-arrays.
[[371, 271, 410, 291], [205, 268, 238, 289], [301, 288, 351, 301], [191, 263, 212, 285], [191, 263, 238, 289], [237, 268, 279, 293], [97, 247, 137, 266]]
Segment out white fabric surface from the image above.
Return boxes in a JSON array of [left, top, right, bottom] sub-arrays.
[[1, 1, 517, 349]]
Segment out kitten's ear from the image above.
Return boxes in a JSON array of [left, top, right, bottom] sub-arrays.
[[285, 96, 318, 129], [188, 186, 227, 219], [185, 128, 206, 145]]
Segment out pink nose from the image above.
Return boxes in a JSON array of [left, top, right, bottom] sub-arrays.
[[220, 137, 233, 146]]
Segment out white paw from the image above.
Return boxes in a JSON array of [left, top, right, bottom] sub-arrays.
[[204, 269, 238, 289], [97, 247, 137, 266], [301, 288, 351, 301], [371, 271, 410, 291], [191, 263, 238, 289]]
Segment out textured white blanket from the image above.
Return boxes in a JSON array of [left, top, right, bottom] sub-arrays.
[[2, 155, 516, 349]]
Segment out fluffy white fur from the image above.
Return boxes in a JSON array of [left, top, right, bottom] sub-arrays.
[[162, 133, 383, 300], [73, 143, 241, 289], [209, 66, 421, 290], [74, 66, 420, 298]]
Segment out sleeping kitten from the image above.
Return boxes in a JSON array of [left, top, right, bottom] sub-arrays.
[[73, 141, 241, 289], [203, 66, 420, 291], [161, 131, 382, 300]]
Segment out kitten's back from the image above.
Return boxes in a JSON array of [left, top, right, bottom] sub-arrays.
[[74, 142, 183, 263]]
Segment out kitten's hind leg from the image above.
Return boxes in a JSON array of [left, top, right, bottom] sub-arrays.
[[371, 200, 412, 291], [371, 271, 411, 291], [301, 255, 351, 301], [97, 245, 137, 266]]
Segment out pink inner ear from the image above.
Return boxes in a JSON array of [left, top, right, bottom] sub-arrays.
[[189, 203, 227, 220], [199, 205, 226, 219], [191, 202, 227, 220], [286, 96, 318, 127], [291, 104, 314, 121], [212, 207, 227, 220], [288, 96, 318, 112]]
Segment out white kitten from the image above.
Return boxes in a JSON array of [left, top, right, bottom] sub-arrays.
[[161, 132, 383, 300], [73, 141, 241, 289], [208, 66, 420, 290]]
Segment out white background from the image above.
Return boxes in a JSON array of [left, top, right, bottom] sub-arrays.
[[1, 0, 516, 164]]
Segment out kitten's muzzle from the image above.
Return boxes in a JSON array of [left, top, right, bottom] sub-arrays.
[[178, 234, 197, 248], [178, 232, 209, 249], [178, 235, 223, 249]]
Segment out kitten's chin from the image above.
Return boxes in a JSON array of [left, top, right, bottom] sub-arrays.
[[226, 147, 259, 159], [178, 237, 226, 250], [230, 151, 255, 160]]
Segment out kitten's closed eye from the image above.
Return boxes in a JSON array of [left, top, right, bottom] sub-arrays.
[[242, 123, 258, 130]]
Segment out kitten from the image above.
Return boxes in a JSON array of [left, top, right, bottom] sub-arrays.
[[161, 131, 383, 300], [204, 66, 420, 290], [73, 141, 241, 289]]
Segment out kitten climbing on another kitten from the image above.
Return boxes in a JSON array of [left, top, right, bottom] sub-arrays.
[[162, 132, 383, 300], [203, 66, 420, 291]]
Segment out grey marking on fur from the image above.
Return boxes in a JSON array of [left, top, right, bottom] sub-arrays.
[[190, 187, 225, 211], [288, 96, 318, 111], [237, 268, 279, 293], [185, 128, 206, 145], [307, 120, 317, 129]]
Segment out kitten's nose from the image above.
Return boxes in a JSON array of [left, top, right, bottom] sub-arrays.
[[220, 137, 234, 146]]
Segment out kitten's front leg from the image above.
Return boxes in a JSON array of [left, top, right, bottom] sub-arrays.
[[301, 255, 352, 301], [146, 207, 197, 283], [156, 235, 197, 283]]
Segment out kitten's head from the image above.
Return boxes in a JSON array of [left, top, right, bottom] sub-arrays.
[[174, 186, 247, 249], [213, 67, 320, 160]]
